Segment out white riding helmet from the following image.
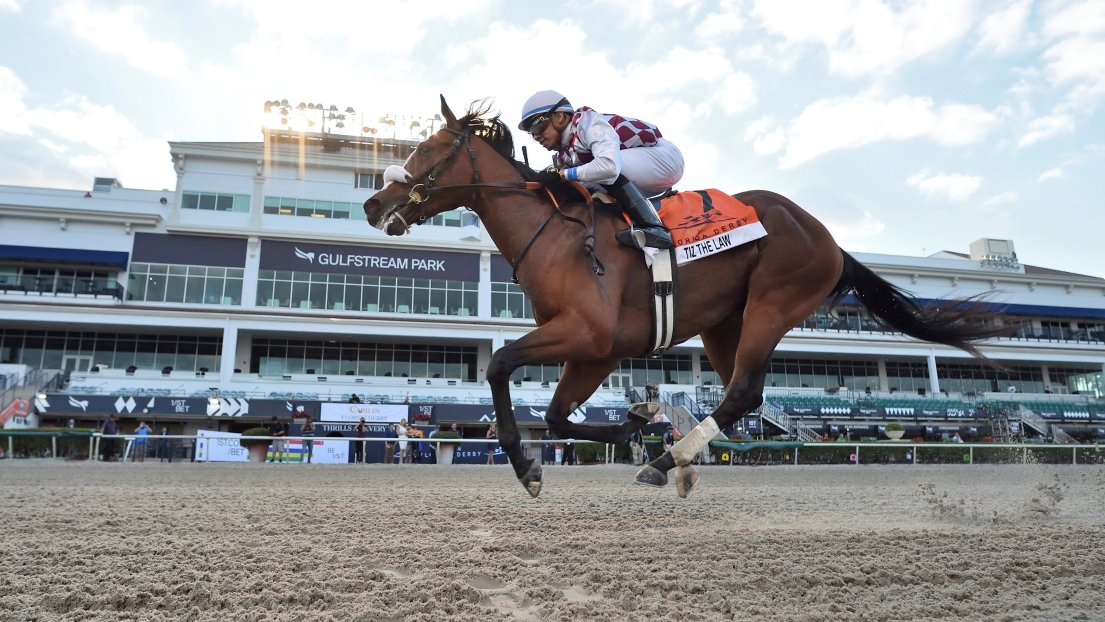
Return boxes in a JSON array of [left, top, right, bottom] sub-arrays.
[[518, 90, 574, 131]]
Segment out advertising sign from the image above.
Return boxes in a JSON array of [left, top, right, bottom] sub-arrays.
[[195, 430, 249, 462], [260, 239, 480, 280], [307, 439, 350, 464], [320, 403, 407, 423]]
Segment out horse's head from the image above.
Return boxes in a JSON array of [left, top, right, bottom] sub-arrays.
[[364, 96, 516, 236]]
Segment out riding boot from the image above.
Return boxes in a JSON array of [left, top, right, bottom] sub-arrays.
[[607, 176, 673, 249]]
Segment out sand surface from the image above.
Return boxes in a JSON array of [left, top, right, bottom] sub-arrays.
[[1, 460, 1104, 621]]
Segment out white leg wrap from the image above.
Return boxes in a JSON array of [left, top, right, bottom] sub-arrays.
[[670, 418, 720, 466]]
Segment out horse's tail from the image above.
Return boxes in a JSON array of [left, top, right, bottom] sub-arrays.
[[829, 250, 1017, 359]]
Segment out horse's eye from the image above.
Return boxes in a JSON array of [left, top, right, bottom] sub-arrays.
[[419, 147, 431, 156]]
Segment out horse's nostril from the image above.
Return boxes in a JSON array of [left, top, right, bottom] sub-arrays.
[[363, 199, 379, 216]]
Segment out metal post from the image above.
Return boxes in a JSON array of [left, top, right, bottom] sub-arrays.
[[6, 435, 11, 458], [794, 447, 798, 465], [969, 446, 973, 464], [855, 444, 860, 465], [51, 436, 56, 459], [89, 436, 93, 460], [1073, 446, 1077, 465], [1023, 446, 1027, 464]]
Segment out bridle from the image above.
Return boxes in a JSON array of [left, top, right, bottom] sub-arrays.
[[403, 127, 529, 209], [393, 124, 604, 281]]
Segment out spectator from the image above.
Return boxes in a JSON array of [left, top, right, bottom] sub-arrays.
[[353, 417, 368, 464], [301, 417, 316, 464], [486, 424, 498, 465], [384, 423, 398, 464], [157, 427, 172, 462], [629, 428, 644, 466], [267, 416, 286, 463], [662, 425, 675, 454], [132, 421, 152, 462], [540, 428, 554, 465], [1006, 385, 1017, 393], [836, 431, 847, 442], [408, 425, 426, 463], [349, 393, 361, 403], [952, 432, 964, 443], [397, 418, 410, 463], [100, 415, 118, 461], [562, 440, 576, 465]]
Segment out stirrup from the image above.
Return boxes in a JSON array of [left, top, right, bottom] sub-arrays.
[[616, 226, 672, 250]]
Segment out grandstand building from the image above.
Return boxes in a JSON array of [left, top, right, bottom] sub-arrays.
[[2, 121, 1103, 451]]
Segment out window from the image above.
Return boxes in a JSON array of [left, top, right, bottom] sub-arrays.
[[251, 338, 478, 381], [604, 355, 693, 387], [256, 270, 477, 315], [1, 266, 117, 296], [127, 262, 244, 305], [428, 210, 480, 228], [356, 173, 385, 190], [491, 283, 532, 319], [0, 329, 220, 372], [181, 191, 250, 213], [263, 195, 363, 220]]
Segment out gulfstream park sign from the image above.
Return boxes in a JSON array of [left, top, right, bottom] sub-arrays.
[[261, 239, 479, 280]]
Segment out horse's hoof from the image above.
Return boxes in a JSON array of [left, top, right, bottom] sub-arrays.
[[627, 401, 660, 423], [520, 460, 542, 498], [634, 465, 668, 487], [674, 464, 698, 498]]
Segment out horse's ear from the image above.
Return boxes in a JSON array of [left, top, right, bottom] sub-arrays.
[[440, 95, 459, 129]]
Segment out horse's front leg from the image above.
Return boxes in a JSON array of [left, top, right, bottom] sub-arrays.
[[543, 358, 655, 444], [485, 314, 615, 498]]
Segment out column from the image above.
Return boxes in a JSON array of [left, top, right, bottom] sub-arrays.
[[169, 154, 184, 225], [219, 325, 238, 391], [1041, 364, 1051, 393], [250, 159, 264, 229], [877, 358, 889, 392], [927, 351, 940, 395], [478, 251, 491, 319], [241, 236, 261, 308], [691, 351, 702, 385]]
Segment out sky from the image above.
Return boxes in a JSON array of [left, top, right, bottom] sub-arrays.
[[1, 0, 1103, 277]]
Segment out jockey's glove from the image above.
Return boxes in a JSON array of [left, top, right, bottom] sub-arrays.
[[534, 168, 562, 186]]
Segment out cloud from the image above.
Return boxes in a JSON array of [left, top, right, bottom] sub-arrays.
[[906, 170, 982, 202], [0, 0, 22, 12], [1039, 1, 1105, 100], [1018, 114, 1075, 146], [752, 0, 976, 76], [0, 66, 173, 189], [1037, 167, 1064, 181], [0, 66, 30, 136], [746, 91, 1002, 168], [974, 0, 1033, 56], [981, 191, 1017, 206], [51, 1, 190, 77], [694, 1, 744, 41]]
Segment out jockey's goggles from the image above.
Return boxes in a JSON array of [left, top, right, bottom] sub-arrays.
[[523, 97, 570, 135]]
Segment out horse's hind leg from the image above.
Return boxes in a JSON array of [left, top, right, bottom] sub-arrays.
[[637, 247, 840, 496]]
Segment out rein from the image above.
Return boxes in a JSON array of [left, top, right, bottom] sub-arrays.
[[401, 126, 604, 283]]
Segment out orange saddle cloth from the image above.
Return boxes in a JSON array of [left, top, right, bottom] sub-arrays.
[[655, 189, 768, 264]]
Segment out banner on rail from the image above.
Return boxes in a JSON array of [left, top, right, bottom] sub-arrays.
[[320, 403, 407, 423], [195, 430, 249, 462]]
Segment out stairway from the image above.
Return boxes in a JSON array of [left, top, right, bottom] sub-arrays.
[[1017, 405, 1071, 443], [758, 402, 821, 442]]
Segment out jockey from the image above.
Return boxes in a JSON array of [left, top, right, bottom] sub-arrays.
[[519, 90, 683, 250]]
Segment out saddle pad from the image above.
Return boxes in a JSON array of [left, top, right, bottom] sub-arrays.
[[656, 190, 767, 265]]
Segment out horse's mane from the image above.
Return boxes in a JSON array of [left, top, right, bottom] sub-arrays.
[[458, 100, 538, 182]]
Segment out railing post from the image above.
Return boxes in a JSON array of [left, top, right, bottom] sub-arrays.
[[969, 446, 973, 464], [7, 435, 11, 458], [1023, 446, 1027, 464], [51, 436, 56, 459], [855, 444, 860, 465]]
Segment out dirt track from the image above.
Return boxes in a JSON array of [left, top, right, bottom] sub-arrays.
[[1, 461, 1104, 621]]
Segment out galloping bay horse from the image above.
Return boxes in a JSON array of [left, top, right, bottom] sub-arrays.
[[364, 97, 1011, 498]]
